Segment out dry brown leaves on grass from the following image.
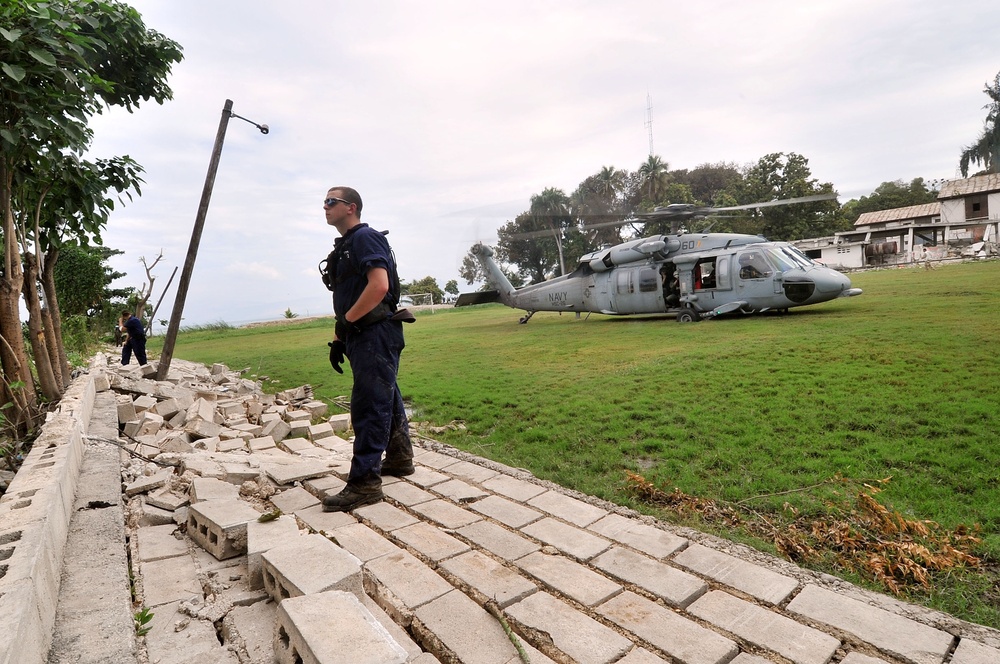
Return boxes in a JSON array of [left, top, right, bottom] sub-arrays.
[[625, 471, 982, 595]]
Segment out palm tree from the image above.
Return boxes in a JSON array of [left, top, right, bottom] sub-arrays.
[[959, 72, 1000, 177], [637, 154, 669, 202], [530, 187, 571, 276]]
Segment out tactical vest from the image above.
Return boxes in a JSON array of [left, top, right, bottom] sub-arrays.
[[319, 227, 401, 314]]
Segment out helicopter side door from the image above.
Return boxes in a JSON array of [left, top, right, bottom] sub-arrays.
[[735, 249, 781, 302], [691, 254, 735, 308], [609, 265, 666, 314]]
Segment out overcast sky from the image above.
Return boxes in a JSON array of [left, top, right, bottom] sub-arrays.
[[86, 0, 999, 327]]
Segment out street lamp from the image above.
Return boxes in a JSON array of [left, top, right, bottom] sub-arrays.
[[156, 99, 268, 380]]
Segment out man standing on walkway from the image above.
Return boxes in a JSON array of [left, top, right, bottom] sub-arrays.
[[321, 186, 414, 512], [119, 310, 147, 366]]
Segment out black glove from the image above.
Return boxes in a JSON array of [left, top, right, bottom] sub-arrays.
[[328, 340, 346, 374], [335, 318, 349, 342]]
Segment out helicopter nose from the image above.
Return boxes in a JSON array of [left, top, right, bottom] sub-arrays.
[[813, 268, 852, 294]]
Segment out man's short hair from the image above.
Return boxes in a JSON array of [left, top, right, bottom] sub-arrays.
[[330, 186, 363, 215], [122, 310, 131, 317]]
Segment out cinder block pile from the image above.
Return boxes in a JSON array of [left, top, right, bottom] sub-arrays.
[[111, 358, 424, 663]]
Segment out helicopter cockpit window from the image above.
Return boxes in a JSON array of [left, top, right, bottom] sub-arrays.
[[738, 251, 771, 279], [764, 248, 797, 273], [781, 245, 816, 268]]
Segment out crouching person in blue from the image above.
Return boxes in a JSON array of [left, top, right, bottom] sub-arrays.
[[321, 186, 414, 512]]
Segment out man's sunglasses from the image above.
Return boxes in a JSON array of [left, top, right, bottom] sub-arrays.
[[324, 197, 352, 207]]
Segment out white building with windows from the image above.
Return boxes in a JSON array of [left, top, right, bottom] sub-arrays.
[[793, 173, 1000, 269]]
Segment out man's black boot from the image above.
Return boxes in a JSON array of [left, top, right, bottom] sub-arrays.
[[322, 484, 384, 512], [380, 459, 415, 477]]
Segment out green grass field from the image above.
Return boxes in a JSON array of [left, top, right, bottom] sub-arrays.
[[154, 259, 1000, 627]]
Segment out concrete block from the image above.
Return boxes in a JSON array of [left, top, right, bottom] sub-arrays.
[[428, 478, 489, 503], [157, 434, 193, 454], [275, 591, 406, 664], [295, 504, 357, 535], [279, 437, 315, 454], [506, 591, 633, 664], [116, 397, 137, 424], [413, 589, 532, 664], [393, 521, 470, 562], [673, 542, 798, 605], [270, 486, 320, 514], [184, 418, 223, 440], [404, 466, 451, 489], [327, 522, 401, 563], [409, 498, 482, 530], [456, 520, 540, 562], [520, 517, 611, 561], [185, 397, 217, 423], [144, 599, 238, 664], [690, 591, 840, 664], [363, 549, 454, 624], [247, 515, 301, 590], [249, 436, 277, 452], [147, 486, 190, 512], [151, 397, 182, 419], [382, 481, 436, 507], [230, 422, 263, 437], [261, 533, 363, 601], [186, 499, 261, 560], [261, 418, 291, 442], [439, 550, 537, 609], [527, 490, 608, 527], [354, 501, 419, 532], [136, 524, 188, 562], [516, 551, 622, 607], [302, 400, 329, 418], [586, 513, 688, 560], [440, 459, 498, 485], [189, 477, 239, 503], [139, 556, 203, 608], [288, 421, 311, 439], [951, 639, 1000, 664], [285, 408, 312, 422], [132, 394, 158, 413], [124, 467, 173, 497], [592, 546, 707, 609], [308, 422, 334, 441], [138, 499, 177, 527], [786, 585, 953, 664], [216, 437, 247, 453], [469, 495, 543, 529], [211, 362, 228, 375], [327, 412, 351, 431], [597, 591, 738, 664], [262, 459, 335, 486]]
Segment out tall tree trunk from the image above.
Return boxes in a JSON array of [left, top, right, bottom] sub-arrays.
[[0, 167, 37, 431], [22, 253, 61, 401], [41, 247, 70, 388]]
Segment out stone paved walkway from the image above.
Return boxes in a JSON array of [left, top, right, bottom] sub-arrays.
[[10, 356, 1000, 664]]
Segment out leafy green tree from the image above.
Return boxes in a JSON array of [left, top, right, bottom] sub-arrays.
[[529, 187, 572, 275], [637, 154, 669, 204], [0, 0, 181, 426], [403, 276, 444, 304], [497, 211, 558, 284], [840, 178, 938, 225], [959, 71, 1000, 177], [444, 280, 458, 296], [571, 166, 628, 248], [735, 152, 841, 240]]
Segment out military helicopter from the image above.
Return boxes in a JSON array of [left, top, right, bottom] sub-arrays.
[[455, 195, 863, 323]]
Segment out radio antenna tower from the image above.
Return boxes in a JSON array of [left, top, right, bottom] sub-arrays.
[[645, 93, 654, 156]]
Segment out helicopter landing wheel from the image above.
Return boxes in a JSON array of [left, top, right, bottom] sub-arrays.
[[676, 308, 701, 323]]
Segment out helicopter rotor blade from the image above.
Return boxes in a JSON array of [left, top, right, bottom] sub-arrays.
[[711, 192, 838, 212]]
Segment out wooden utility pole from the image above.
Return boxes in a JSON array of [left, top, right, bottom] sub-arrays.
[[156, 100, 233, 380]]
